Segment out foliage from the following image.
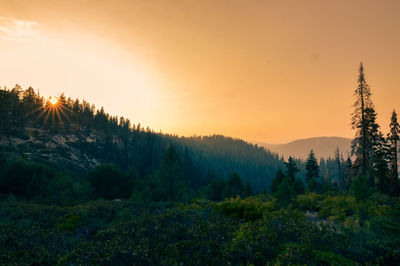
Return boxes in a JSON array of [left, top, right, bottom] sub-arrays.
[[86, 164, 133, 200], [351, 176, 376, 201], [215, 196, 273, 221], [1, 192, 400, 264], [1, 64, 400, 265], [305, 149, 319, 182], [0, 160, 75, 204], [0, 86, 285, 193], [387, 110, 400, 196], [271, 159, 305, 206]]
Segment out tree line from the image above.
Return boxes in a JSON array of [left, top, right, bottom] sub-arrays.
[[270, 62, 399, 200], [0, 85, 283, 200]]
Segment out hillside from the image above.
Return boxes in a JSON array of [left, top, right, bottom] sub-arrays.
[[254, 137, 352, 160], [0, 87, 283, 192]]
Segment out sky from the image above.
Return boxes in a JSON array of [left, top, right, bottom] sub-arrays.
[[0, 0, 399, 144]]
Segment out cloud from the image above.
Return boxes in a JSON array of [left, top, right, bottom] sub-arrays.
[[0, 17, 40, 42]]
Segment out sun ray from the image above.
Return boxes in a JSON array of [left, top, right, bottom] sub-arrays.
[[54, 108, 64, 129], [42, 106, 52, 127]]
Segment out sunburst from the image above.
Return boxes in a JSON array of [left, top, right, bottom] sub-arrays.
[[31, 96, 70, 129], [49, 97, 58, 106]]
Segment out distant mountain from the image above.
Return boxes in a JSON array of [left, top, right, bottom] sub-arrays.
[[254, 137, 352, 160]]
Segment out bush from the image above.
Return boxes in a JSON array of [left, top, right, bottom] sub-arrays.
[[215, 196, 273, 221], [297, 193, 325, 211], [55, 214, 81, 232], [318, 195, 357, 222]]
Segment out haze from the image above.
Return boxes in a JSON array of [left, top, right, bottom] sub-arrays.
[[1, 0, 399, 143]]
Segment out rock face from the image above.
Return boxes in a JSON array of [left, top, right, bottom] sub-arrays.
[[255, 137, 352, 160], [0, 127, 101, 176]]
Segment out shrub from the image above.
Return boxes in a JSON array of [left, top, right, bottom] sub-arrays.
[[297, 193, 325, 211], [318, 195, 357, 222], [215, 196, 273, 221], [55, 214, 81, 232]]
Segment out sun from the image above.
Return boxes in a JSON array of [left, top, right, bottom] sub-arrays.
[[49, 97, 58, 106], [33, 95, 69, 130]]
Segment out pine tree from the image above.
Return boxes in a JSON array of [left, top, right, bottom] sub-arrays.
[[344, 156, 353, 189], [351, 62, 373, 178], [270, 169, 285, 194], [366, 107, 388, 186], [223, 173, 244, 198], [284, 156, 299, 181], [387, 110, 400, 196], [160, 145, 183, 201], [374, 139, 390, 195], [305, 150, 319, 181], [334, 148, 345, 189], [351, 63, 386, 186], [183, 146, 196, 188]]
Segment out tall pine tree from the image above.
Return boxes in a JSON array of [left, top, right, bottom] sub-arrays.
[[387, 110, 400, 196], [351, 62, 373, 178], [351, 63, 386, 186]]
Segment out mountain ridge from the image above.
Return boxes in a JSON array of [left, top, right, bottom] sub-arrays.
[[252, 136, 352, 160]]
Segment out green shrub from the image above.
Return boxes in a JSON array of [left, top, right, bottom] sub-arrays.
[[297, 193, 325, 211], [55, 214, 81, 232], [215, 196, 273, 221], [318, 195, 357, 222]]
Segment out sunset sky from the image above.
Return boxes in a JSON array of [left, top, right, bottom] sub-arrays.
[[1, 0, 399, 143]]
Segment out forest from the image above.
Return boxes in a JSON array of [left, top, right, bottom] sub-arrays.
[[0, 63, 399, 265]]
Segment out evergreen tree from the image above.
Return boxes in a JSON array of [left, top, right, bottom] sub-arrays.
[[351, 64, 385, 186], [274, 177, 296, 204], [351, 62, 374, 178], [0, 89, 10, 139], [284, 156, 299, 181], [272, 158, 304, 200], [305, 150, 319, 192], [366, 107, 388, 186], [270, 169, 285, 194], [344, 156, 353, 189], [223, 173, 244, 198], [206, 177, 225, 201], [160, 145, 183, 201], [334, 148, 345, 189], [387, 110, 400, 196], [374, 141, 390, 195], [183, 146, 196, 188], [305, 150, 319, 182], [294, 178, 305, 195]]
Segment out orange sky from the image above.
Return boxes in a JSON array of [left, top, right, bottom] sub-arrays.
[[1, 0, 399, 143]]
